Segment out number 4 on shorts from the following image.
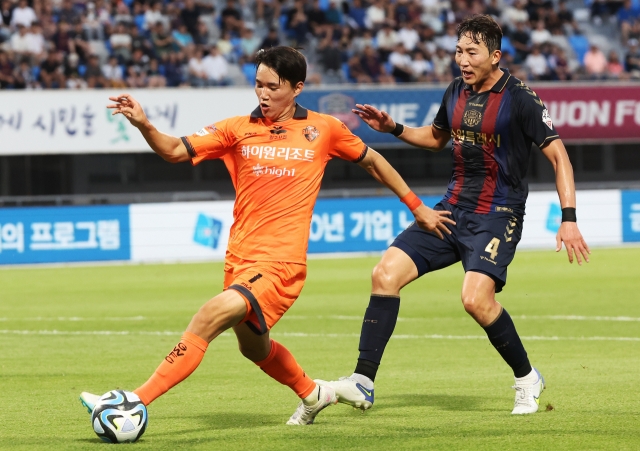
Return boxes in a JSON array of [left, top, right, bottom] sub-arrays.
[[484, 237, 500, 260]]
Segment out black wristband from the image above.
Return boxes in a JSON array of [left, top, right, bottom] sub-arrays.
[[390, 122, 404, 137], [561, 207, 577, 222]]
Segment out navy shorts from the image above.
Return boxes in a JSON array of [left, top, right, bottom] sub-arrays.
[[392, 202, 524, 293]]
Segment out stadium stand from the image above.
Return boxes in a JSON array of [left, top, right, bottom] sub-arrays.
[[0, 0, 638, 90]]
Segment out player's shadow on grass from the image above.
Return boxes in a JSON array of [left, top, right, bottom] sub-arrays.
[[381, 393, 495, 412]]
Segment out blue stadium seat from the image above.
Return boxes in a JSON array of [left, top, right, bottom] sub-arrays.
[[501, 36, 515, 57], [569, 34, 590, 64], [342, 62, 355, 83], [31, 65, 40, 80], [242, 63, 256, 85], [78, 64, 86, 76]]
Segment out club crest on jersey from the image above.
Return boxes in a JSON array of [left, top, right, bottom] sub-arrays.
[[542, 108, 553, 129], [463, 110, 482, 127], [302, 125, 319, 142], [270, 125, 287, 140]]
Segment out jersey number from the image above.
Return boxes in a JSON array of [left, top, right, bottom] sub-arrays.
[[484, 238, 500, 260]]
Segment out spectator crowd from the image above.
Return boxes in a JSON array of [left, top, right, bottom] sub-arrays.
[[0, 0, 639, 90]]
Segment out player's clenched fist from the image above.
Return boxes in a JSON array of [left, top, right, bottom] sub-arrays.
[[107, 94, 147, 128]]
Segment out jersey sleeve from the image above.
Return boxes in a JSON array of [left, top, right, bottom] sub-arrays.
[[432, 81, 454, 131], [325, 115, 368, 162], [181, 117, 237, 165], [516, 88, 560, 148]]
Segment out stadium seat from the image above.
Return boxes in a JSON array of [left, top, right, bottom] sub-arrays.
[[342, 62, 355, 83], [78, 64, 86, 76], [242, 63, 256, 85], [568, 34, 590, 64], [501, 36, 515, 57]]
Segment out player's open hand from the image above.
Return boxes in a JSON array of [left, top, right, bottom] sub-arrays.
[[352, 104, 396, 133], [412, 204, 456, 239], [556, 222, 590, 265], [107, 94, 147, 128]]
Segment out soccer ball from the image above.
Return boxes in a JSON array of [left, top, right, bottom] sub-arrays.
[[91, 390, 148, 443]]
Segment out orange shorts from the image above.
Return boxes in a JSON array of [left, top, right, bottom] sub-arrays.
[[224, 252, 307, 335]]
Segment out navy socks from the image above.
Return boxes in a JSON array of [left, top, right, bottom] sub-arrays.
[[483, 308, 532, 378]]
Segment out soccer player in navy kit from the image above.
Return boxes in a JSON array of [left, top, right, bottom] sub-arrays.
[[320, 15, 590, 414]]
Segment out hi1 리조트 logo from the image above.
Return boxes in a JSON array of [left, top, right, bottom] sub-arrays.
[[193, 213, 223, 249]]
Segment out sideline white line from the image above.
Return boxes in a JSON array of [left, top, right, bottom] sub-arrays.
[[0, 316, 146, 322], [1, 329, 639, 342]]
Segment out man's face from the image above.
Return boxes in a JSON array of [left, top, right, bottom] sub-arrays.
[[455, 32, 500, 87], [254, 64, 303, 122]]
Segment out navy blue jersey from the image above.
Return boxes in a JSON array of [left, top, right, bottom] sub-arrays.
[[433, 69, 559, 215]]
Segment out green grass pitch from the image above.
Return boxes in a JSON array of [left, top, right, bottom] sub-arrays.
[[1, 247, 639, 450]]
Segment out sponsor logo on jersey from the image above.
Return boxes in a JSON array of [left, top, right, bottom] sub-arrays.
[[252, 163, 296, 177], [195, 128, 209, 136], [302, 125, 320, 142], [205, 124, 218, 133], [542, 108, 553, 129], [270, 126, 287, 140], [451, 128, 501, 147]]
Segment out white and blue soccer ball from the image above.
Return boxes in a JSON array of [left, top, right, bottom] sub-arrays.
[[91, 390, 148, 443]]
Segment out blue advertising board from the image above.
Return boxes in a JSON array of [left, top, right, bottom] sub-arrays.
[[298, 88, 446, 146], [622, 190, 640, 242], [308, 195, 442, 254], [0, 205, 130, 264]]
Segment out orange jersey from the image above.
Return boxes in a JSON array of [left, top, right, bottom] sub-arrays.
[[182, 105, 367, 263]]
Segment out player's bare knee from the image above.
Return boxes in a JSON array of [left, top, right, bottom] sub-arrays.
[[371, 262, 402, 293]]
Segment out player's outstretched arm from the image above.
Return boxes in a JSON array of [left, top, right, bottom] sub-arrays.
[[352, 103, 450, 152], [540, 139, 591, 265], [357, 148, 456, 239], [107, 94, 190, 163]]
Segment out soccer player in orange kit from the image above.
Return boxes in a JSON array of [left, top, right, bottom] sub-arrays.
[[79, 46, 455, 426]]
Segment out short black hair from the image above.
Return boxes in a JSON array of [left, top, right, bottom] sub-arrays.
[[456, 14, 503, 54], [255, 46, 307, 87]]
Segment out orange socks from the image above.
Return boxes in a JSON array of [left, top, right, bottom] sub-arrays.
[[255, 340, 316, 398], [134, 332, 208, 406]]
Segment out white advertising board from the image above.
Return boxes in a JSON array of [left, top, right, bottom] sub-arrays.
[[520, 190, 621, 249], [129, 201, 234, 262], [0, 89, 257, 155]]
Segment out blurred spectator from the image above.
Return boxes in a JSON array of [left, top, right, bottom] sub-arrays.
[[194, 20, 216, 47], [113, 1, 133, 26], [52, 21, 73, 54], [347, 0, 367, 29], [547, 44, 572, 80], [180, 0, 201, 38], [9, 23, 32, 58], [307, 0, 328, 36], [126, 65, 146, 88], [221, 0, 243, 34], [144, 2, 169, 32], [69, 22, 90, 63], [530, 20, 552, 45], [12, 57, 37, 89], [501, 0, 529, 31], [365, 0, 386, 30], [360, 44, 395, 83], [606, 50, 625, 78], [202, 45, 229, 85], [431, 46, 452, 81], [110, 22, 133, 63], [398, 21, 420, 52], [84, 54, 108, 88], [188, 46, 207, 87], [0, 49, 13, 88], [388, 43, 415, 82], [65, 53, 87, 89], [39, 51, 66, 89], [557, 0, 575, 30], [162, 51, 186, 87], [255, 0, 281, 29], [618, 0, 640, 42], [524, 45, 550, 79], [435, 24, 458, 54], [147, 58, 166, 87], [240, 23, 261, 62], [286, 0, 310, 45], [324, 1, 343, 25], [217, 30, 234, 60], [351, 29, 375, 54], [1, 0, 13, 29], [130, 25, 152, 56], [11, 0, 37, 28], [259, 27, 280, 50], [583, 44, 607, 78], [347, 53, 372, 82], [510, 21, 531, 64], [173, 23, 195, 50], [102, 55, 126, 87], [410, 49, 433, 81], [57, 0, 80, 25], [151, 22, 174, 59], [376, 21, 399, 61], [625, 39, 640, 76]]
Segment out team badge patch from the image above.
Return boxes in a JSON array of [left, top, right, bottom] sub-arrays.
[[463, 110, 482, 127], [302, 125, 320, 142], [542, 109, 553, 129]]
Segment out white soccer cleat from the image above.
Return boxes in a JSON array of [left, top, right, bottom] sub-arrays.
[[314, 377, 374, 411], [79, 391, 101, 414], [286, 385, 337, 425], [511, 368, 545, 415]]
